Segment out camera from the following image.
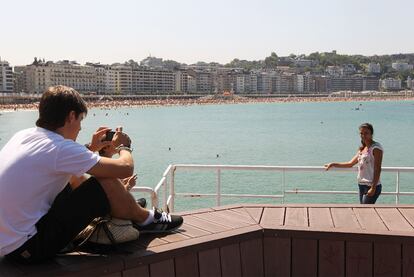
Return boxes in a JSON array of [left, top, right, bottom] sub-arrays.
[[104, 130, 115, 141]]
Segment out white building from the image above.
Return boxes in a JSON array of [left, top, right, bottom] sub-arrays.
[[258, 72, 272, 93], [0, 60, 13, 93], [187, 75, 197, 93], [326, 66, 342, 76], [22, 60, 97, 94], [140, 56, 163, 68], [249, 73, 258, 93], [392, 62, 413, 71], [380, 78, 402, 91], [367, 63, 381, 74], [235, 75, 245, 93], [296, 75, 305, 93], [294, 59, 314, 67], [407, 76, 413, 89]]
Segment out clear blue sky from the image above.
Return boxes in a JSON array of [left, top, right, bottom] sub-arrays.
[[1, 0, 413, 66]]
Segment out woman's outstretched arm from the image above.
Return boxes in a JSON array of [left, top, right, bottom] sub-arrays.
[[324, 152, 359, 170]]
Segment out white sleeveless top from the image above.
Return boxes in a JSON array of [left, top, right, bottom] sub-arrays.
[[357, 142, 383, 186]]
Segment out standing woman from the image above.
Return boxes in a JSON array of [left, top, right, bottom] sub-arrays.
[[325, 123, 384, 204]]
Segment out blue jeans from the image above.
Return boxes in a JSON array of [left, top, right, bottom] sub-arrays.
[[358, 184, 382, 204]]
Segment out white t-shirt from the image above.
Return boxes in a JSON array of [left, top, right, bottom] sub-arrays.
[[357, 142, 383, 186], [0, 127, 100, 256]]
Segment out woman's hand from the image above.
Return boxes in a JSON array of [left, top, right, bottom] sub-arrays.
[[122, 174, 137, 191], [89, 127, 112, 152], [324, 163, 335, 171], [366, 186, 376, 197]]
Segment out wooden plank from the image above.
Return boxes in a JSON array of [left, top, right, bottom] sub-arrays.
[[330, 208, 361, 229], [398, 208, 414, 228], [158, 231, 191, 243], [184, 215, 231, 233], [346, 241, 372, 277], [220, 243, 242, 277], [123, 225, 262, 270], [123, 265, 150, 277], [318, 240, 344, 277], [260, 207, 285, 228], [403, 244, 414, 277], [175, 208, 214, 216], [175, 252, 199, 277], [243, 207, 264, 223], [198, 248, 221, 277], [138, 234, 170, 248], [0, 261, 24, 277], [14, 260, 63, 276], [374, 242, 401, 276], [376, 208, 413, 232], [308, 207, 334, 228], [291, 238, 317, 277], [213, 209, 255, 226], [353, 208, 388, 231], [240, 238, 264, 277], [285, 207, 308, 227], [193, 210, 249, 229], [102, 272, 122, 277], [149, 259, 175, 277], [177, 223, 212, 238], [263, 237, 290, 277], [228, 208, 258, 224]]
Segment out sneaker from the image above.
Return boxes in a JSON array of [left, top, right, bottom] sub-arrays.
[[134, 209, 183, 234], [137, 198, 147, 208]]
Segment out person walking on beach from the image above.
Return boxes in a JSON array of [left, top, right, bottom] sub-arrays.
[[324, 123, 384, 204], [0, 85, 183, 264]]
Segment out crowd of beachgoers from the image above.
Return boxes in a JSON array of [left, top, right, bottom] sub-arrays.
[[1, 95, 414, 112]]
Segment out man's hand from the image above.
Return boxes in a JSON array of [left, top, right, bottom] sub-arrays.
[[88, 127, 112, 152], [366, 186, 376, 197], [113, 127, 132, 148]]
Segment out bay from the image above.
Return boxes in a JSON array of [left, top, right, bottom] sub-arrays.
[[1, 100, 414, 211]]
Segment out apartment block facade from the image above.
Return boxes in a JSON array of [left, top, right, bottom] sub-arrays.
[[0, 60, 13, 93]]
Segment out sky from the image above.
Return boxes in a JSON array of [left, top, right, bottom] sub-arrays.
[[1, 0, 413, 66]]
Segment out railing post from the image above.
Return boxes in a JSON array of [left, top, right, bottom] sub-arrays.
[[282, 169, 286, 204], [396, 171, 400, 204], [163, 177, 167, 210], [217, 169, 221, 206], [170, 166, 175, 212]]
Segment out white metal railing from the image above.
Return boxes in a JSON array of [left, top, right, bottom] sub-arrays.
[[148, 164, 414, 212]]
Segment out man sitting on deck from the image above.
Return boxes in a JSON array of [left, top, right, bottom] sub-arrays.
[[0, 85, 183, 264]]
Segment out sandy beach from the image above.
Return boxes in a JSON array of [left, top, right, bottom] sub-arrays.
[[1, 95, 414, 112]]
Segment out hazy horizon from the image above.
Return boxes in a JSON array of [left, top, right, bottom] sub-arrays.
[[1, 0, 414, 66]]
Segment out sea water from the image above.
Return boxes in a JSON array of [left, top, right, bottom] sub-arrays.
[[1, 100, 414, 211]]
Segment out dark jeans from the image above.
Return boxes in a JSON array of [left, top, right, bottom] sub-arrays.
[[5, 177, 110, 264], [358, 184, 382, 204]]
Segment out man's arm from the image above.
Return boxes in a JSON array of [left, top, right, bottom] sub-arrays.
[[87, 149, 134, 179]]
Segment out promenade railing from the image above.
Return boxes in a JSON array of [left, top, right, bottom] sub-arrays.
[[141, 164, 414, 212]]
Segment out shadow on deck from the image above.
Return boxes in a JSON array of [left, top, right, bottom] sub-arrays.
[[2, 204, 414, 276]]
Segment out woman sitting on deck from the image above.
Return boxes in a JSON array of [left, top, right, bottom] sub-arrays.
[[324, 123, 384, 204]]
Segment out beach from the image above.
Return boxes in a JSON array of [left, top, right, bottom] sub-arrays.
[[1, 94, 414, 112]]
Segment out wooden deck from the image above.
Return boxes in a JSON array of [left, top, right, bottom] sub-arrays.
[[2, 204, 414, 276]]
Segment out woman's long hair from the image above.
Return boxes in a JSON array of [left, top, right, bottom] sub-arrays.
[[359, 123, 374, 151]]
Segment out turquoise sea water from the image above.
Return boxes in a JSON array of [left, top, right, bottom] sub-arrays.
[[1, 101, 414, 211]]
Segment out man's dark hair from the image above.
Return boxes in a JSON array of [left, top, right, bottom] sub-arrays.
[[36, 85, 88, 131]]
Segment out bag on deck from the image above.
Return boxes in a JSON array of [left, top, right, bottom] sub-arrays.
[[75, 216, 140, 245]]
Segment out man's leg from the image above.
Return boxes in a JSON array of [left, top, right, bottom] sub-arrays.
[[96, 177, 183, 234], [5, 178, 110, 264], [96, 177, 149, 223]]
